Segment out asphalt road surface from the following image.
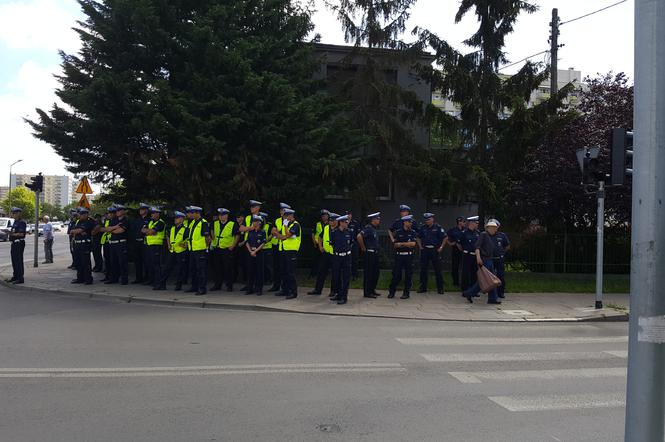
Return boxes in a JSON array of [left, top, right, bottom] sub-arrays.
[[0, 284, 629, 442]]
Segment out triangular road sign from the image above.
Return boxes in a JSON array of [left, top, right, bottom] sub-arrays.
[[78, 194, 91, 209], [75, 176, 93, 194]]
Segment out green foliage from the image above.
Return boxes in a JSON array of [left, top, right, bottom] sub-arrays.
[[27, 0, 365, 211], [1, 187, 35, 216], [40, 202, 66, 221]]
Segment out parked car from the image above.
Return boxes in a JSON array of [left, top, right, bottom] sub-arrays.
[[52, 222, 63, 232], [0, 217, 12, 242]]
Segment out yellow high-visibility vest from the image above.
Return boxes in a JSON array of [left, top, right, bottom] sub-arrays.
[[145, 219, 165, 246], [188, 218, 208, 251], [281, 220, 301, 252], [169, 224, 187, 254], [213, 220, 236, 249]]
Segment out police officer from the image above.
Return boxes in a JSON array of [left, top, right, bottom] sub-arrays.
[[131, 203, 150, 284], [70, 207, 95, 285], [67, 208, 79, 269], [99, 206, 115, 282], [155, 211, 189, 291], [330, 214, 353, 305], [272, 208, 300, 299], [447, 217, 466, 287], [417, 213, 446, 294], [210, 208, 239, 292], [91, 213, 104, 272], [490, 219, 510, 299], [233, 212, 247, 286], [268, 203, 290, 293], [310, 209, 329, 278], [238, 200, 262, 291], [346, 210, 361, 279], [388, 215, 418, 299], [259, 211, 273, 284], [185, 206, 211, 295], [246, 215, 267, 295], [460, 216, 480, 292], [308, 212, 338, 296], [7, 207, 26, 284], [104, 204, 130, 285], [142, 207, 166, 289], [388, 204, 417, 243], [357, 212, 381, 299]]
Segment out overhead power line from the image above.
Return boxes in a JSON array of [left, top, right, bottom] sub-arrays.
[[499, 49, 550, 71], [560, 0, 628, 26]]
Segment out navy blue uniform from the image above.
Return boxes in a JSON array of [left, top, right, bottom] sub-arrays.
[[91, 218, 104, 272], [418, 223, 446, 293], [188, 219, 210, 294], [389, 228, 418, 298], [247, 229, 266, 294], [146, 218, 166, 288], [280, 222, 301, 298], [390, 218, 419, 235], [67, 216, 77, 268], [348, 219, 361, 278], [460, 228, 480, 291], [9, 219, 26, 283], [108, 216, 130, 284], [72, 218, 95, 284], [331, 228, 353, 302], [211, 221, 240, 291], [447, 226, 464, 286], [157, 224, 189, 290], [491, 232, 510, 298], [131, 215, 150, 283], [312, 225, 334, 295], [360, 224, 380, 297]]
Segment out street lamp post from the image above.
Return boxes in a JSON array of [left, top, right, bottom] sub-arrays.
[[8, 159, 23, 210]]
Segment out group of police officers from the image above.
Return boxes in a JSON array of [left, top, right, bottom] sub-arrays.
[[6, 200, 510, 305]]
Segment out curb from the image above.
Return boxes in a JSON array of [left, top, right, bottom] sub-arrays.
[[0, 280, 629, 323]]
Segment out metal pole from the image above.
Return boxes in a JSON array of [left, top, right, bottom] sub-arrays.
[[625, 1, 665, 440], [33, 191, 39, 268], [595, 181, 604, 309], [550, 8, 559, 97]]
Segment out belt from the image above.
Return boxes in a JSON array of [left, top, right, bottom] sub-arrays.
[[493, 255, 505, 259], [396, 252, 413, 256], [463, 250, 474, 254], [12, 239, 25, 243], [335, 251, 351, 256], [109, 239, 127, 244], [74, 239, 91, 244], [135, 238, 144, 242], [425, 245, 435, 249], [366, 249, 377, 253]]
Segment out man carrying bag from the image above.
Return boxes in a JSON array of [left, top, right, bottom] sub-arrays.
[[463, 219, 502, 304]]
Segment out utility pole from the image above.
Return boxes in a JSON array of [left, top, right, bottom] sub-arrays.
[[33, 190, 39, 268], [549, 8, 559, 98], [625, 0, 665, 440], [595, 181, 604, 309]]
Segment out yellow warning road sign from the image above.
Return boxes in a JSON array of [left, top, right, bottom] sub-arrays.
[[75, 176, 93, 194], [78, 194, 91, 209]]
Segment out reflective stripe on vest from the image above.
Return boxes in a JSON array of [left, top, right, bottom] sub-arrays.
[[145, 219, 165, 246], [169, 224, 187, 254], [274, 217, 284, 248], [100, 219, 111, 245], [281, 220, 301, 251], [213, 220, 236, 249], [322, 225, 333, 254], [262, 222, 273, 250], [188, 219, 208, 251]]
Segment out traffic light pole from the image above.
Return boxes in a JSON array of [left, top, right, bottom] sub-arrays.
[[33, 191, 39, 268], [595, 181, 604, 309], [625, 0, 665, 440]]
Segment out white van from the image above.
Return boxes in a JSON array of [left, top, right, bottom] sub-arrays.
[[0, 217, 13, 242]]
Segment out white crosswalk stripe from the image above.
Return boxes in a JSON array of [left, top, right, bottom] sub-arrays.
[[448, 367, 626, 384], [488, 392, 625, 412], [397, 336, 627, 346], [420, 351, 625, 362]]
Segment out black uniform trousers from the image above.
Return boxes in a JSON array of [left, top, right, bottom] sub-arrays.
[[134, 240, 149, 283], [494, 256, 506, 298], [332, 254, 351, 302], [451, 247, 462, 286], [233, 246, 247, 285], [158, 251, 188, 289], [10, 239, 25, 282], [74, 241, 93, 284], [461, 252, 478, 291], [270, 249, 282, 290], [247, 250, 265, 294], [147, 244, 163, 288], [280, 250, 298, 296], [211, 247, 234, 290], [102, 243, 111, 280], [310, 248, 321, 278], [389, 253, 414, 295], [188, 250, 208, 294], [92, 236, 103, 271], [350, 243, 360, 279], [109, 241, 128, 284], [69, 236, 76, 267], [363, 250, 380, 296], [419, 247, 444, 293], [314, 252, 334, 294], [262, 248, 273, 284]]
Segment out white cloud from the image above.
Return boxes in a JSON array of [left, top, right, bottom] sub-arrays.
[[0, 0, 80, 52]]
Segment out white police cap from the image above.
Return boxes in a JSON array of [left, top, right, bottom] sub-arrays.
[[367, 212, 381, 219], [401, 215, 414, 222], [283, 208, 295, 215], [467, 216, 479, 222], [217, 208, 230, 215], [249, 200, 263, 206], [399, 204, 411, 212], [337, 215, 350, 222], [187, 206, 203, 213], [423, 212, 435, 219], [279, 202, 291, 209]]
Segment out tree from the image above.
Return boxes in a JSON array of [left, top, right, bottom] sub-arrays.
[[40, 202, 66, 221], [509, 73, 633, 231], [27, 0, 364, 211], [1, 187, 35, 216]]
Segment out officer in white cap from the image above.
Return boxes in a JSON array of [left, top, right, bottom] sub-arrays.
[[308, 212, 338, 296], [357, 212, 381, 298], [70, 207, 95, 285], [417, 213, 446, 295], [272, 208, 301, 299], [155, 211, 189, 291], [184, 206, 210, 295], [245, 215, 267, 295], [268, 203, 291, 293], [7, 207, 27, 284], [142, 207, 166, 288], [210, 208, 239, 292], [329, 214, 353, 304], [460, 216, 480, 291], [388, 214, 418, 299], [238, 200, 263, 291], [103, 204, 130, 285], [388, 204, 418, 243]]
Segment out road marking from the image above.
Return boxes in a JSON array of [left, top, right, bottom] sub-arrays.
[[448, 367, 627, 384], [420, 351, 627, 362], [488, 392, 625, 412], [0, 363, 407, 378], [604, 350, 628, 358], [397, 336, 628, 346]]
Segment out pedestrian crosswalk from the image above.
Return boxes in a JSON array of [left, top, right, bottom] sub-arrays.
[[393, 326, 628, 413]]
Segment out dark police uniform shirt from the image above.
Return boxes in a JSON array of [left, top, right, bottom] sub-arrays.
[[330, 228, 353, 254], [360, 224, 379, 251], [247, 229, 266, 250], [491, 232, 510, 257], [286, 221, 300, 238], [394, 228, 418, 253], [390, 218, 419, 234], [67, 217, 77, 235], [131, 215, 149, 242], [110, 216, 130, 241], [460, 228, 480, 253], [419, 223, 446, 247], [74, 219, 96, 240], [447, 226, 464, 246], [347, 219, 361, 243], [10, 219, 27, 240]]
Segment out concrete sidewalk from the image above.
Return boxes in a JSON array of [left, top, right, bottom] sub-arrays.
[[0, 261, 629, 322]]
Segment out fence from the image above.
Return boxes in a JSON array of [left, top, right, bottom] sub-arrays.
[[297, 229, 631, 274]]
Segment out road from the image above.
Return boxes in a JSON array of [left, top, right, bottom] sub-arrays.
[[0, 231, 72, 268], [0, 284, 628, 441]]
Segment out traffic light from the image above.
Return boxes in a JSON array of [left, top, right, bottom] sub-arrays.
[[25, 173, 43, 193], [580, 147, 602, 185], [610, 128, 633, 186]]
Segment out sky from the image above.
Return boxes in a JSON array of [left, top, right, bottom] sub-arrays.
[[0, 0, 634, 187]]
